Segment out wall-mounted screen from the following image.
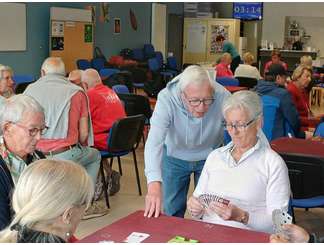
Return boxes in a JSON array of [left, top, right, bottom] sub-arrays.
[[233, 2, 263, 20]]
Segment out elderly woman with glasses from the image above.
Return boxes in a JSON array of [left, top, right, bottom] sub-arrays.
[[187, 90, 290, 233], [0, 94, 47, 230]]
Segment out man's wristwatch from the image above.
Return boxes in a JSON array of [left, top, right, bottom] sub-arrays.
[[239, 211, 249, 224]]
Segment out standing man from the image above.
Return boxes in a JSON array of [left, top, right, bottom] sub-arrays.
[[144, 65, 230, 218]]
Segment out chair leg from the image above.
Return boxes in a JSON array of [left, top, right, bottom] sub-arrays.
[[117, 156, 123, 176], [100, 159, 110, 209], [132, 149, 142, 196], [292, 207, 296, 224], [109, 158, 114, 167]]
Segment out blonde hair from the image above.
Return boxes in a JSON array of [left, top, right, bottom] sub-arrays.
[[221, 52, 232, 63], [0, 159, 94, 242], [291, 65, 312, 81], [243, 52, 254, 65], [300, 55, 313, 67]]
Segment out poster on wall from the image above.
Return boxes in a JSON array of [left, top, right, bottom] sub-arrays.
[[114, 18, 121, 34], [210, 24, 229, 54], [52, 21, 64, 36], [51, 37, 64, 50], [187, 23, 206, 53], [84, 24, 93, 42]]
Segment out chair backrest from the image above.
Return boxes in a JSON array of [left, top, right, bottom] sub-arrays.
[[314, 122, 324, 137], [155, 51, 164, 67], [261, 95, 280, 141], [148, 58, 160, 72], [112, 84, 130, 94], [235, 76, 258, 89], [12, 75, 35, 85], [216, 77, 239, 86], [76, 59, 91, 70], [99, 68, 120, 79], [117, 93, 152, 120], [107, 115, 145, 152], [132, 48, 145, 61], [91, 58, 105, 71], [167, 56, 178, 70], [143, 44, 155, 59], [281, 154, 324, 199]]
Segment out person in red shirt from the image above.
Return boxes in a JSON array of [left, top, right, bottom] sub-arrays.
[[263, 49, 288, 77], [215, 53, 234, 78], [82, 69, 126, 150], [287, 65, 312, 117]]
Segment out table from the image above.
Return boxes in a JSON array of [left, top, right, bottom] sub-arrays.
[[80, 210, 269, 243], [271, 137, 324, 159], [225, 85, 248, 93]]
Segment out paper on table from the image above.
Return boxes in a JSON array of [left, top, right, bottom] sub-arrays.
[[123, 232, 150, 243]]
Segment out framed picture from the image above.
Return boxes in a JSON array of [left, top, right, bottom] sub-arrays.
[[114, 18, 121, 34]]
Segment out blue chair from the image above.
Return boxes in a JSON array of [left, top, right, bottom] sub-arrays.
[[91, 57, 105, 71], [12, 75, 35, 85], [143, 44, 155, 59], [314, 122, 324, 137], [261, 95, 280, 141], [76, 59, 91, 70], [216, 77, 239, 86], [167, 56, 180, 75], [132, 48, 145, 62], [148, 57, 174, 82], [155, 51, 164, 67], [99, 115, 146, 208], [99, 68, 120, 79], [112, 84, 130, 94]]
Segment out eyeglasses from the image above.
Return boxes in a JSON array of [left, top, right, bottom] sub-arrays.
[[12, 122, 49, 137], [182, 92, 215, 107], [223, 115, 259, 132]]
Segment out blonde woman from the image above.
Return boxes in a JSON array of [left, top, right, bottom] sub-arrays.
[[300, 55, 313, 67], [0, 159, 94, 243], [234, 52, 262, 80], [215, 53, 233, 78]]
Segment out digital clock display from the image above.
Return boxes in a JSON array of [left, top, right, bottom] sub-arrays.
[[233, 2, 263, 20]]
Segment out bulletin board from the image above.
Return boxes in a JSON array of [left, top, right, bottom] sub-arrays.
[[50, 7, 93, 73]]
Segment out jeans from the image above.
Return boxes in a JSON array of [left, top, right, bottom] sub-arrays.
[[162, 148, 205, 218], [47, 144, 101, 185]]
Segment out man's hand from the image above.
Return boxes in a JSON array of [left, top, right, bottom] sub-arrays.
[[144, 181, 162, 218]]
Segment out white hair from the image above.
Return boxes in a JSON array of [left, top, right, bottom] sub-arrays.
[[0, 94, 44, 135], [0, 65, 14, 80], [177, 65, 216, 92], [82, 68, 101, 88], [0, 159, 94, 242], [222, 90, 262, 120], [41, 57, 65, 76]]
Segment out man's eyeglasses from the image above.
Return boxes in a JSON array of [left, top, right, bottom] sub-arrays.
[[223, 115, 259, 132], [182, 92, 215, 107], [12, 122, 49, 137]]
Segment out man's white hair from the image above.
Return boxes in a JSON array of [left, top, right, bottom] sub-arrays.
[[82, 68, 102, 89], [41, 57, 65, 76]]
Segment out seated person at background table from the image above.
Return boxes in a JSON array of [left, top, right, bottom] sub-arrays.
[[215, 53, 234, 79], [68, 69, 87, 91], [0, 159, 94, 242], [287, 65, 312, 118], [82, 68, 126, 150], [263, 49, 288, 77], [255, 64, 307, 139], [0, 95, 46, 230], [215, 35, 241, 73], [144, 65, 230, 218], [234, 52, 262, 81], [300, 55, 313, 67], [0, 65, 15, 98], [187, 90, 290, 233], [270, 223, 324, 243]]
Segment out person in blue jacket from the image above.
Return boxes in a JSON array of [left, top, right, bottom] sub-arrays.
[[144, 65, 230, 218], [255, 64, 306, 140]]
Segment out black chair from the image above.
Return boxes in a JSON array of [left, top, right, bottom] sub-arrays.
[[281, 154, 324, 222], [99, 115, 146, 208], [235, 77, 258, 89]]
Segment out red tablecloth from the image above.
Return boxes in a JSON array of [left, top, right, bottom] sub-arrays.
[[271, 137, 324, 159], [80, 210, 269, 243], [225, 86, 248, 93]]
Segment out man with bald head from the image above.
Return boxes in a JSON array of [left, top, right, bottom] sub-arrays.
[[82, 68, 125, 150]]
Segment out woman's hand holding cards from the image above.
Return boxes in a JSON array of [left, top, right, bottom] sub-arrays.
[[209, 201, 249, 224], [187, 196, 204, 218]]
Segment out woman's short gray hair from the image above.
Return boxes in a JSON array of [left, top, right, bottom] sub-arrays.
[[0, 94, 44, 135], [0, 65, 14, 80], [41, 57, 65, 76], [222, 90, 262, 120], [178, 65, 216, 92]]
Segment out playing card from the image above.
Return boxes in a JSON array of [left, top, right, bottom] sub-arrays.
[[198, 194, 230, 208], [272, 209, 293, 234], [123, 232, 150, 243]]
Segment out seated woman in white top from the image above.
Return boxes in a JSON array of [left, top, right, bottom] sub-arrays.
[[187, 90, 290, 233], [234, 52, 262, 80]]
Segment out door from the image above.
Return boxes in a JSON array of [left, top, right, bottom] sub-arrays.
[[167, 14, 183, 70]]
